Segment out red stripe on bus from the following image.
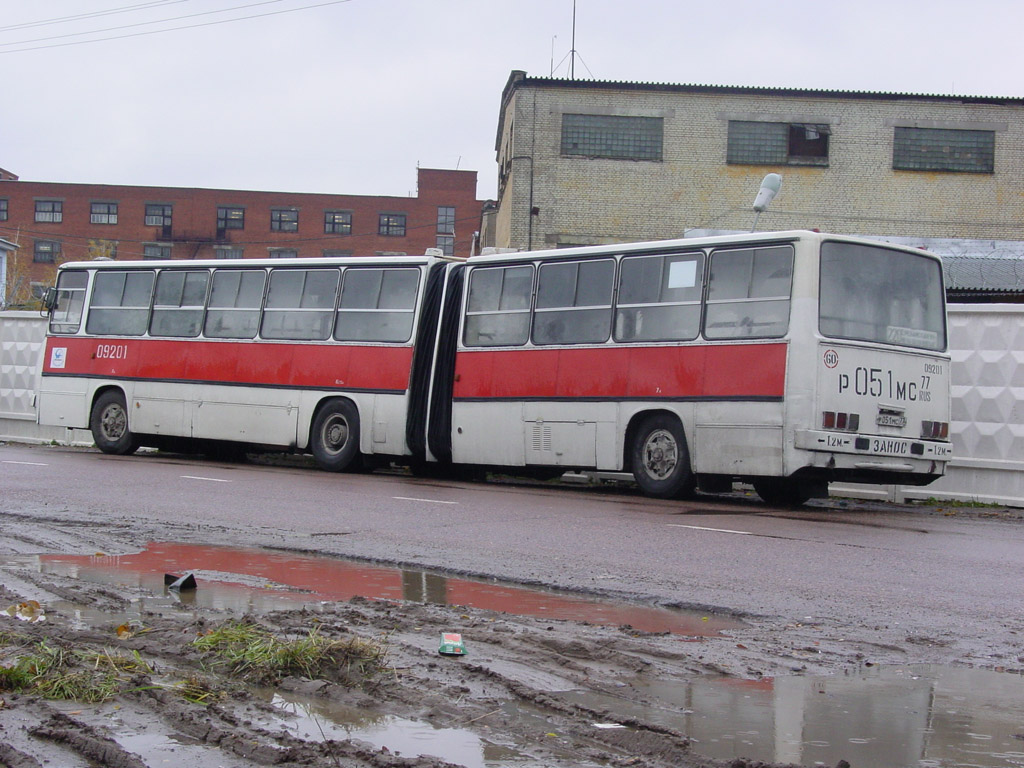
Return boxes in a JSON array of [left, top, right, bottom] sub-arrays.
[[43, 337, 414, 391], [452, 343, 788, 400]]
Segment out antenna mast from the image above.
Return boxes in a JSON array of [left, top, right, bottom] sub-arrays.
[[570, 0, 577, 80]]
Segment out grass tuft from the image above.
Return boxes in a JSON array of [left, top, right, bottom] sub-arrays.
[[192, 620, 387, 685]]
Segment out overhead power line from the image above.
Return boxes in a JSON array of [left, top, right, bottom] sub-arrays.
[[0, 0, 351, 55], [0, 0, 188, 33]]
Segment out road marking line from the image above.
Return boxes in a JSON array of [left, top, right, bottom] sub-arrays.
[[181, 475, 232, 483], [2, 460, 49, 466], [668, 524, 753, 536], [393, 496, 458, 505]]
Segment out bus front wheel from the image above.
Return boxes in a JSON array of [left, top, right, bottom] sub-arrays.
[[630, 414, 696, 499], [311, 400, 362, 472], [90, 390, 138, 456]]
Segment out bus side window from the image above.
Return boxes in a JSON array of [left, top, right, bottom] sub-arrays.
[[335, 267, 420, 343], [150, 270, 210, 337], [205, 269, 267, 339], [261, 268, 340, 341], [704, 245, 793, 339], [533, 259, 614, 345], [615, 253, 703, 342], [85, 271, 155, 336], [49, 270, 89, 334], [463, 265, 533, 347]]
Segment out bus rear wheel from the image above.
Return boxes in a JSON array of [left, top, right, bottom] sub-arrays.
[[752, 478, 812, 507], [311, 400, 362, 472], [630, 414, 696, 499], [90, 390, 138, 455]]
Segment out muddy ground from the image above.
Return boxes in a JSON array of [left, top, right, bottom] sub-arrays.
[[0, 470, 1019, 768]]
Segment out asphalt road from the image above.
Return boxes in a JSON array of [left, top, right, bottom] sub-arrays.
[[3, 440, 1023, 669]]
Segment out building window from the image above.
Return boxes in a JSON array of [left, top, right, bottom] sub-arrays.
[[143, 243, 171, 260], [35, 200, 63, 223], [90, 202, 118, 225], [0, 199, 8, 221], [892, 127, 994, 173], [437, 206, 455, 235], [727, 121, 830, 166], [435, 235, 455, 257], [324, 210, 352, 235], [214, 246, 244, 259], [323, 249, 353, 258], [33, 240, 61, 263], [217, 206, 245, 232], [271, 208, 299, 232], [144, 204, 172, 227], [378, 213, 407, 236], [561, 114, 663, 161], [268, 249, 298, 258]]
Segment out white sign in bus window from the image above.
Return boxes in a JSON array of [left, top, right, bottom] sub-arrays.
[[668, 260, 697, 289]]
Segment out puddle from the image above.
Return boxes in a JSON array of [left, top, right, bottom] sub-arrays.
[[6, 542, 742, 637], [268, 690, 526, 768], [560, 664, 1024, 768]]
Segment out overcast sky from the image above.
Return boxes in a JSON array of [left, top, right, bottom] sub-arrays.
[[3, 0, 1021, 201]]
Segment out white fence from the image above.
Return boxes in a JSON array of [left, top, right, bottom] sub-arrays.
[[2, 307, 1022, 506]]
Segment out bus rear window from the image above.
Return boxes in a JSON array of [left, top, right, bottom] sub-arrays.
[[819, 242, 946, 351]]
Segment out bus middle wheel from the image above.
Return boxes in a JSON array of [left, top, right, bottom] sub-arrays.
[[311, 399, 362, 472], [630, 414, 696, 499]]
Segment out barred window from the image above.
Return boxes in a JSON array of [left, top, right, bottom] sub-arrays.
[[214, 247, 244, 259], [33, 240, 61, 263], [561, 114, 663, 161], [436, 206, 455, 234], [324, 210, 352, 235], [378, 213, 406, 236], [35, 200, 63, 223], [143, 244, 171, 260], [90, 202, 118, 225], [217, 206, 245, 231], [727, 121, 830, 166], [271, 208, 299, 232], [144, 204, 172, 227], [892, 127, 994, 173]]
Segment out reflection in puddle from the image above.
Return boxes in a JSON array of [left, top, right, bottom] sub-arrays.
[[15, 541, 741, 637], [268, 691, 524, 768], [561, 664, 1024, 768]]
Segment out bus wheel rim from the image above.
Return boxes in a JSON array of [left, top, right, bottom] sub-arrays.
[[322, 415, 349, 455], [101, 404, 127, 441], [642, 429, 677, 480]]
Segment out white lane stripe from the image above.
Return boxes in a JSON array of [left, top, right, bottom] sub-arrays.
[[2, 460, 49, 466], [393, 496, 459, 505], [668, 524, 753, 536], [181, 475, 232, 483]]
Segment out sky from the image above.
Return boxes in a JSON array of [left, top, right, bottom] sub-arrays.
[[2, 0, 1022, 201]]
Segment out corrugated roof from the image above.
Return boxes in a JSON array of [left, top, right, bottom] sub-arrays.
[[514, 73, 1024, 104]]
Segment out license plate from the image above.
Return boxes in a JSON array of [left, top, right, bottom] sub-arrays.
[[876, 413, 906, 428]]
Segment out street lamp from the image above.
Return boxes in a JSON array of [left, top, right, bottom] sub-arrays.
[[751, 173, 782, 232]]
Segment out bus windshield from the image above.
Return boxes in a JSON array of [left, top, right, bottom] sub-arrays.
[[818, 241, 946, 351]]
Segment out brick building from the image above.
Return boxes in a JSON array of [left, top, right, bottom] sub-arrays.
[[0, 167, 482, 306], [485, 70, 1024, 252]]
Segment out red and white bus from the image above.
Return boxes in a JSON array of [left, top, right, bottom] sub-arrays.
[[39, 230, 952, 504]]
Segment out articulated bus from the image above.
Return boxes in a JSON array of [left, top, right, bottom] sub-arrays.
[[39, 230, 952, 505]]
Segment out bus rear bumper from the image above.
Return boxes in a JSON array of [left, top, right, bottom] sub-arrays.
[[794, 429, 951, 484]]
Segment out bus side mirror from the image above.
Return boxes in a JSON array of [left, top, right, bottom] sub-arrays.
[[42, 287, 58, 312]]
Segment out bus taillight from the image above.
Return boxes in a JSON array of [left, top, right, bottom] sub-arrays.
[[823, 411, 860, 431], [922, 421, 950, 439]]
